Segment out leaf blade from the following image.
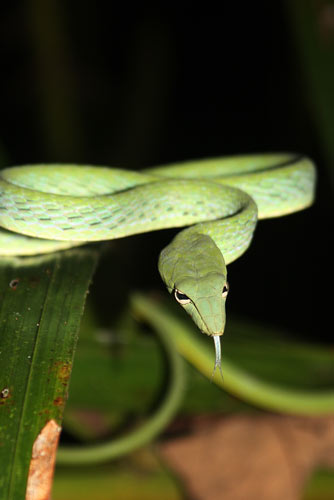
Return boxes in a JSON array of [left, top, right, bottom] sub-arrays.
[[0, 249, 98, 499]]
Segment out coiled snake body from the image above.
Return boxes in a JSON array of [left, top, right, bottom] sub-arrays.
[[0, 154, 316, 372]]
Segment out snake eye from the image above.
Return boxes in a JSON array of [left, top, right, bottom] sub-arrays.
[[222, 283, 229, 298], [174, 289, 191, 305]]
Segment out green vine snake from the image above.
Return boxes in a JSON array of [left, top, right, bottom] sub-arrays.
[[0, 153, 316, 376], [2, 153, 333, 464]]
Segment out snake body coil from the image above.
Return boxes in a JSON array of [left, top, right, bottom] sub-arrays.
[[0, 154, 316, 371]]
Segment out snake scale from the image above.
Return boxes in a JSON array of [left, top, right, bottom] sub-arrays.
[[0, 153, 316, 373]]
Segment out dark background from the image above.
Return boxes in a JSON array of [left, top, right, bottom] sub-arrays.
[[0, 2, 332, 341]]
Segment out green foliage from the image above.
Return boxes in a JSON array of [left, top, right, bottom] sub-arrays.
[[0, 249, 98, 499]]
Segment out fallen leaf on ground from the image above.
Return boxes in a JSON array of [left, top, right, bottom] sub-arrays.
[[160, 414, 334, 500]]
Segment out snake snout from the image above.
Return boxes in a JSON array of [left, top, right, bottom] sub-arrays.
[[195, 297, 226, 337]]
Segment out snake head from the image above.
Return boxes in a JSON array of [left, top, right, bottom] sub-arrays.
[[172, 269, 229, 380], [173, 274, 229, 336], [158, 232, 228, 336]]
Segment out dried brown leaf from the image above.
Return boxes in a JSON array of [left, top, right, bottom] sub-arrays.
[[26, 420, 61, 500], [160, 415, 334, 500]]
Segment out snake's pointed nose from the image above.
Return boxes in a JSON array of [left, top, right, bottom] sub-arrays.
[[196, 297, 226, 336], [210, 319, 226, 337]]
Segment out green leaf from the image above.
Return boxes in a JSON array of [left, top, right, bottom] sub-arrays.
[[0, 249, 98, 499]]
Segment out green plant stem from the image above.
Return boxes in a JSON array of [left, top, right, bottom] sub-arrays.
[[27, 0, 81, 159], [131, 294, 334, 415], [285, 0, 334, 187], [56, 311, 185, 465]]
